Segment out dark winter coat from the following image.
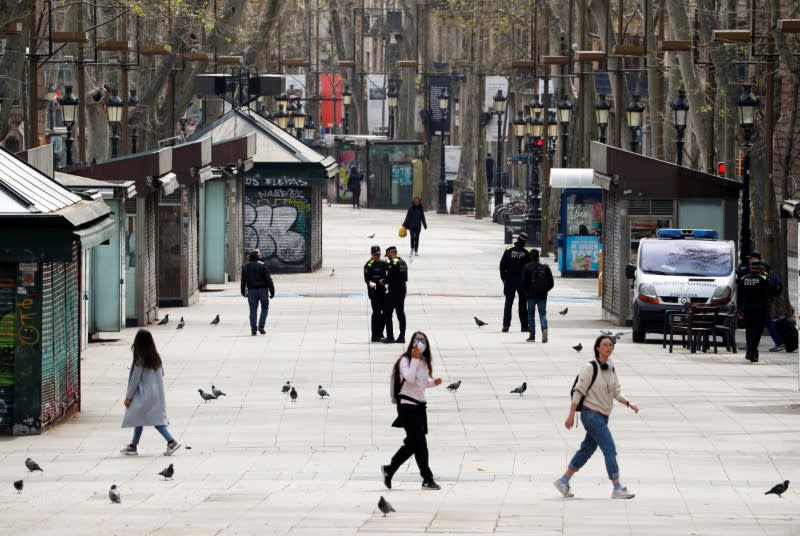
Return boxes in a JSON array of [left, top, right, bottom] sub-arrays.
[[404, 205, 427, 231]]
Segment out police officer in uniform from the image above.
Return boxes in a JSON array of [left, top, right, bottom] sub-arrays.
[[499, 232, 531, 332], [383, 246, 408, 344], [364, 245, 388, 342], [736, 253, 779, 362]]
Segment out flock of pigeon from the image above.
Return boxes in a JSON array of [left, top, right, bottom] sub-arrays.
[[279, 380, 331, 402], [157, 313, 220, 329]]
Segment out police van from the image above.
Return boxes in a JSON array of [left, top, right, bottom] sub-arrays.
[[625, 229, 737, 343]]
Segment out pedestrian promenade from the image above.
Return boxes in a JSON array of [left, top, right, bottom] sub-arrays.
[[1, 203, 798, 535]]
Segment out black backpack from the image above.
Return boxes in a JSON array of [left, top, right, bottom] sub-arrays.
[[570, 361, 599, 411], [530, 265, 549, 296]]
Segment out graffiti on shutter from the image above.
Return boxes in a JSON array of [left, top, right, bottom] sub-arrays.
[[0, 263, 15, 432]]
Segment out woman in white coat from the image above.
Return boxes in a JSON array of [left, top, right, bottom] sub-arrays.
[[120, 329, 181, 456]]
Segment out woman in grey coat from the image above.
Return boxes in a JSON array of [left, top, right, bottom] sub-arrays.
[[120, 329, 181, 456]]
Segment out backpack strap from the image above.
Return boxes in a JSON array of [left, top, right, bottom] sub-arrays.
[[578, 361, 599, 408]]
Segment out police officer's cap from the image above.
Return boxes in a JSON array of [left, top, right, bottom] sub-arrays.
[[370, 245, 381, 254], [749, 250, 762, 259], [517, 232, 528, 241], [385, 246, 397, 254]]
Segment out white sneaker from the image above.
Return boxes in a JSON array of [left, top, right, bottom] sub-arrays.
[[611, 486, 635, 499], [164, 441, 181, 456], [553, 478, 574, 498]]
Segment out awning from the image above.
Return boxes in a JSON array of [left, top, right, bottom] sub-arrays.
[[73, 216, 115, 249], [198, 166, 214, 183], [550, 168, 600, 189], [148, 172, 179, 196]]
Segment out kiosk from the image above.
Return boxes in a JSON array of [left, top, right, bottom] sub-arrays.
[[552, 169, 602, 277]]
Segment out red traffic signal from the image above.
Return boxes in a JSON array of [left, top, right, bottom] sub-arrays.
[[717, 161, 726, 175]]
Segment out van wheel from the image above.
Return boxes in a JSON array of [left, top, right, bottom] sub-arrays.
[[632, 330, 646, 343]]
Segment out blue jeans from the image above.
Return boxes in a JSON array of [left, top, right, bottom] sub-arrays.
[[526, 298, 548, 338], [247, 288, 270, 333], [568, 409, 619, 480], [132, 425, 173, 445]]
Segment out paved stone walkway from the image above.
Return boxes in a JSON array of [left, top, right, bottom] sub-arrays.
[[1, 203, 798, 535]]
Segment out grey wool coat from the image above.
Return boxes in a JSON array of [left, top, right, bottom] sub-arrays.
[[121, 365, 169, 428]]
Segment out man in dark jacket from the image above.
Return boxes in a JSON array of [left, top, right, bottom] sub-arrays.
[[241, 249, 275, 336], [520, 249, 555, 343], [737, 253, 779, 362], [364, 245, 388, 342], [382, 246, 409, 344], [403, 197, 427, 256], [485, 153, 494, 190], [499, 232, 531, 332], [348, 166, 362, 210]]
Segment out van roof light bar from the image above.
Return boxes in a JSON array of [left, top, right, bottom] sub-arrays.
[[656, 228, 718, 240]]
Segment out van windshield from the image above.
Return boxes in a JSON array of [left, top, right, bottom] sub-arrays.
[[639, 240, 734, 277]]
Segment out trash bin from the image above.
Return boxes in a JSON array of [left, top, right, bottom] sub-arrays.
[[504, 214, 525, 244]]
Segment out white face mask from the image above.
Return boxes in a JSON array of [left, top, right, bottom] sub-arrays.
[[415, 340, 427, 353]]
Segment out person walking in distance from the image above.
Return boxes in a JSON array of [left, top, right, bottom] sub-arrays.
[[403, 197, 427, 256], [383, 246, 408, 344], [382, 331, 443, 490], [520, 248, 554, 342], [241, 249, 275, 336], [554, 335, 639, 499], [348, 165, 362, 210], [737, 252, 780, 362], [120, 329, 181, 456], [364, 245, 388, 342], [485, 153, 495, 191], [499, 232, 531, 333], [737, 251, 785, 353]]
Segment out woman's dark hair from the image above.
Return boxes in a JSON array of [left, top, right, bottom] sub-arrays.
[[412, 196, 422, 206], [131, 329, 163, 369], [593, 334, 615, 358], [392, 331, 433, 386]]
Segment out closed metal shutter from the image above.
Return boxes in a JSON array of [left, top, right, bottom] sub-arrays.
[[187, 184, 198, 296], [310, 187, 322, 270], [40, 243, 81, 428], [0, 263, 15, 433], [144, 194, 158, 323]]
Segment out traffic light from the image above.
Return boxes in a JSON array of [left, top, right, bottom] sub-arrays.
[[717, 162, 726, 175]]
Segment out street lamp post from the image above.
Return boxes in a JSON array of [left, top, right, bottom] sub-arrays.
[[595, 93, 611, 144], [547, 110, 558, 164], [557, 95, 572, 168], [490, 89, 507, 207], [437, 90, 449, 214], [303, 115, 316, 145], [626, 95, 645, 153], [45, 84, 56, 131], [527, 105, 545, 245], [292, 103, 306, 139], [671, 88, 689, 166], [58, 85, 79, 167], [128, 89, 140, 154], [387, 85, 398, 139], [737, 84, 759, 265], [106, 89, 123, 158], [342, 86, 352, 135]]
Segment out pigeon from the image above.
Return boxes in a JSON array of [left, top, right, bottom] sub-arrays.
[[612, 331, 627, 342], [559, 307, 568, 315], [474, 316, 487, 327], [368, 233, 375, 238], [158, 464, 174, 480], [510, 381, 527, 396], [158, 314, 169, 325], [281, 381, 291, 394], [329, 269, 335, 277], [290, 387, 298, 402], [198, 389, 216, 402], [317, 385, 330, 399], [765, 480, 790, 497], [447, 380, 461, 392], [211, 385, 226, 397], [210, 314, 220, 326], [378, 495, 395, 517], [25, 458, 43, 472], [572, 343, 583, 352], [109, 484, 121, 503], [176, 317, 185, 329], [13, 480, 22, 493], [600, 329, 613, 336]]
